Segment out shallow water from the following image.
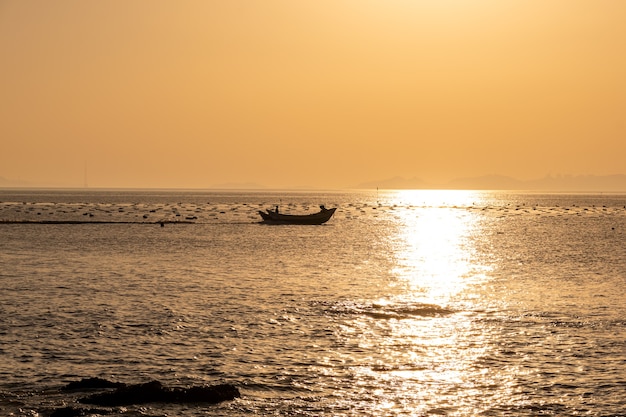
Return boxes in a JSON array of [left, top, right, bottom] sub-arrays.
[[1, 189, 625, 416]]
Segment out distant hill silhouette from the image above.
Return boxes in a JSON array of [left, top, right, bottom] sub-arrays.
[[0, 176, 32, 187], [3, 174, 626, 191], [356, 174, 626, 191], [524, 174, 626, 191], [356, 176, 432, 190], [209, 182, 267, 190], [446, 175, 525, 190]]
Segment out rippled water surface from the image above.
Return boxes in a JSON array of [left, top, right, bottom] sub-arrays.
[[1, 189, 625, 416]]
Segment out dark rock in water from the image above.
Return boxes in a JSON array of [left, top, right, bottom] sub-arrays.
[[49, 407, 85, 417], [78, 380, 162, 406], [169, 383, 240, 403], [62, 377, 125, 391], [49, 406, 110, 417], [77, 380, 240, 406]]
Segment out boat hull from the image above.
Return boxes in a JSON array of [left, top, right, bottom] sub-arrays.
[[258, 208, 336, 225]]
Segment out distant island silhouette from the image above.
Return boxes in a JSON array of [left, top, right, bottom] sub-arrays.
[[355, 174, 626, 192], [2, 174, 626, 191]]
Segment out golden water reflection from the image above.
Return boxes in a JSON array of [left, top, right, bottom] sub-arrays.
[[386, 190, 490, 306], [357, 190, 508, 415]]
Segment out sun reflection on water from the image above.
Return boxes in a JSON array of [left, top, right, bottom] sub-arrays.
[[387, 190, 488, 306], [345, 190, 508, 415]]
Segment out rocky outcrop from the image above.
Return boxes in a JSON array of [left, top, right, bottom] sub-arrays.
[[76, 379, 240, 406], [49, 378, 240, 416], [50, 406, 109, 417], [61, 377, 125, 391]]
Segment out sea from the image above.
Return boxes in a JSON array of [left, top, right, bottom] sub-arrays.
[[0, 189, 625, 417]]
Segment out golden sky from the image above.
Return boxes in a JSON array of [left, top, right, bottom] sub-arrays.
[[1, 1, 625, 189]]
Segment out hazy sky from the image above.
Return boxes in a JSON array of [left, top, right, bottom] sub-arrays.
[[1, 1, 625, 189]]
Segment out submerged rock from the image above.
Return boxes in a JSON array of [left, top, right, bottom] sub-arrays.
[[77, 380, 240, 406], [62, 377, 125, 391], [49, 406, 110, 417]]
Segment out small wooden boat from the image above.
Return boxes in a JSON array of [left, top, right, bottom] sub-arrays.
[[258, 205, 336, 225]]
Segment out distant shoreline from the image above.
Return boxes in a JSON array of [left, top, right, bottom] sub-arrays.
[[1, 186, 626, 194], [1, 173, 626, 193]]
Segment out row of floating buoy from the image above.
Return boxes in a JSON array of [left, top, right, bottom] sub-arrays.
[[1, 200, 625, 224]]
